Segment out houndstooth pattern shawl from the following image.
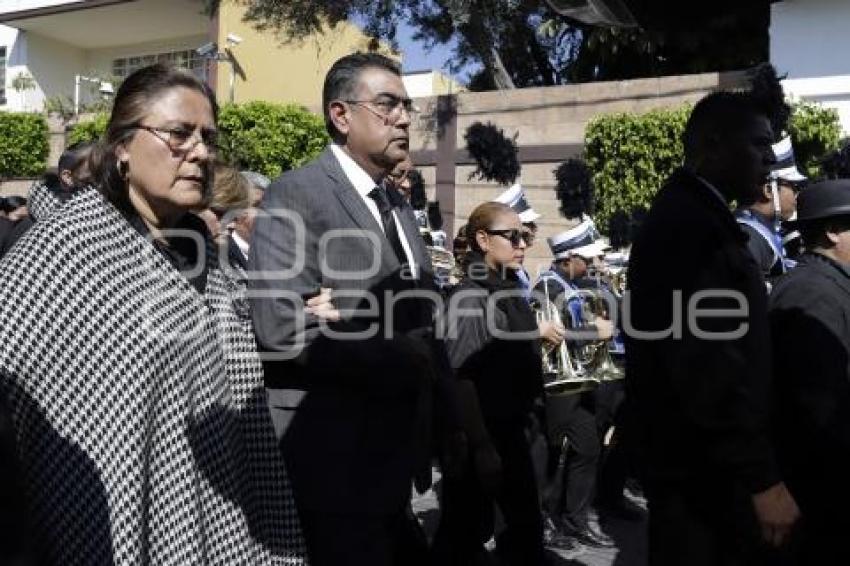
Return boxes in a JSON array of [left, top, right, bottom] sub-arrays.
[[0, 188, 307, 565], [27, 179, 63, 221]]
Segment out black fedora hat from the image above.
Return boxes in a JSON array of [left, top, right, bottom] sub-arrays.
[[791, 179, 850, 225]]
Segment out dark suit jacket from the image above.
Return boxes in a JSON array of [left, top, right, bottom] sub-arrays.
[[250, 147, 441, 513], [625, 168, 779, 495], [770, 253, 850, 521]]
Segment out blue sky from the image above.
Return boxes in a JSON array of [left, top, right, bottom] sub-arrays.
[[385, 20, 477, 83], [396, 21, 456, 74]]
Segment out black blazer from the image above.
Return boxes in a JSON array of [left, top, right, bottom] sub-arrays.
[[770, 253, 850, 520], [250, 147, 440, 513], [625, 168, 779, 494]]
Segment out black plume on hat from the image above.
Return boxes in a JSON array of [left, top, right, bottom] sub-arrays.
[[607, 207, 647, 249], [408, 169, 427, 210], [749, 63, 791, 138], [821, 140, 850, 180], [554, 158, 595, 220], [464, 122, 520, 186]]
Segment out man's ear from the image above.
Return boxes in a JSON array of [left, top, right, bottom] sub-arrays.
[[328, 101, 351, 137]]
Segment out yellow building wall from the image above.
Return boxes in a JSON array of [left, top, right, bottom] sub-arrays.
[[216, 2, 397, 109]]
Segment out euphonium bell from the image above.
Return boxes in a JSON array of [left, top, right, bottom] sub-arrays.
[[533, 277, 598, 395]]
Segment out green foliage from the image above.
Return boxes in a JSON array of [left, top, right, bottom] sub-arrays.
[[0, 112, 50, 177], [44, 95, 76, 123], [0, 112, 49, 177], [584, 105, 691, 231], [68, 112, 110, 145], [218, 101, 328, 178], [68, 112, 109, 145], [787, 101, 842, 178]]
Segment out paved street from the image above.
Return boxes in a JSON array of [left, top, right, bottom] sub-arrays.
[[412, 468, 648, 566]]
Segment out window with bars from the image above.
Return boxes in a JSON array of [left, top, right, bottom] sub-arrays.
[[0, 47, 6, 105], [112, 49, 205, 80]]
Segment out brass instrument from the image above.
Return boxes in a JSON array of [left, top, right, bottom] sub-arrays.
[[610, 267, 627, 299], [416, 209, 457, 288], [533, 277, 598, 395], [428, 245, 456, 287], [575, 277, 625, 383]]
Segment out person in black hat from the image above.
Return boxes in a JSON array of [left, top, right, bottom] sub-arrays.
[[769, 179, 850, 564]]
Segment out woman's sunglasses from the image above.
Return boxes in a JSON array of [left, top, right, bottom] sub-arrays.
[[485, 229, 531, 247]]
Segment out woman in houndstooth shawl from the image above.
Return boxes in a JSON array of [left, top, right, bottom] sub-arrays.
[[0, 64, 307, 565]]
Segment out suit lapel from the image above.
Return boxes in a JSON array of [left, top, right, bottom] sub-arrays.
[[319, 148, 399, 270]]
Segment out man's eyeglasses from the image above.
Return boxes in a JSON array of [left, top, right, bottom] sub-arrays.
[[134, 124, 219, 154], [344, 94, 419, 123], [486, 229, 531, 248]]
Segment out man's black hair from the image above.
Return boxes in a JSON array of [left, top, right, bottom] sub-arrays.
[[682, 91, 766, 162], [322, 52, 401, 139]]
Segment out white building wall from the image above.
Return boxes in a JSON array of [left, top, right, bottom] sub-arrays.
[[86, 34, 207, 77], [0, 0, 80, 12], [403, 72, 434, 99], [771, 0, 850, 134], [25, 31, 84, 111]]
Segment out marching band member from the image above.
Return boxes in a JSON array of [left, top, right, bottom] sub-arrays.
[[770, 179, 850, 564], [532, 220, 616, 548], [734, 135, 806, 284], [494, 182, 542, 299]]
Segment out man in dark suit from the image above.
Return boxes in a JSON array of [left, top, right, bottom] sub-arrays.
[[770, 180, 850, 563], [249, 53, 445, 566], [625, 91, 800, 565]]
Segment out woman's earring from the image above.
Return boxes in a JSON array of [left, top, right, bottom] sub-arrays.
[[118, 160, 129, 179]]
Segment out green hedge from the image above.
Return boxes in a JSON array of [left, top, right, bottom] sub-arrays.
[[0, 112, 49, 177], [787, 101, 842, 178], [585, 101, 842, 231], [218, 101, 328, 178], [68, 112, 109, 145], [584, 106, 690, 231]]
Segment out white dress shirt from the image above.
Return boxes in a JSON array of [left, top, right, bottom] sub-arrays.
[[231, 231, 250, 262], [329, 144, 418, 276]]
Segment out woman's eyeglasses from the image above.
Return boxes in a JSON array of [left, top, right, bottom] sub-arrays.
[[485, 229, 531, 248], [135, 124, 219, 154]]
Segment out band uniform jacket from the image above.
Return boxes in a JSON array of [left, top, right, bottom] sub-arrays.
[[769, 252, 850, 524], [250, 147, 444, 514], [625, 168, 780, 494]]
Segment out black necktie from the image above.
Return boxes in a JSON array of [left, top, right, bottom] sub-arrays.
[[368, 186, 408, 266]]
